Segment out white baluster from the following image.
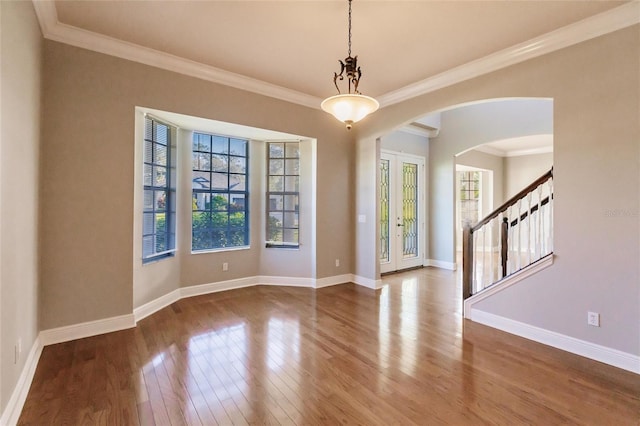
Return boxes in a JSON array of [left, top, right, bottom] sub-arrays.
[[517, 199, 522, 271], [536, 184, 542, 260], [527, 192, 532, 266], [548, 178, 554, 253], [489, 219, 495, 284]]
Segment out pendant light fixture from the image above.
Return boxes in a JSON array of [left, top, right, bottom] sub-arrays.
[[321, 0, 379, 130]]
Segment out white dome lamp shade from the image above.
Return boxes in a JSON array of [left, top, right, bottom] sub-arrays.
[[321, 0, 379, 130], [321, 94, 379, 130]]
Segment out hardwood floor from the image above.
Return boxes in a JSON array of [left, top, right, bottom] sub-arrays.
[[19, 268, 640, 425]]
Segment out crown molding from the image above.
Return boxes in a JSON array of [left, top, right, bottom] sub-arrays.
[[473, 144, 553, 158], [505, 146, 554, 158], [378, 2, 640, 108], [31, 1, 321, 109], [399, 122, 439, 138], [473, 145, 506, 157], [33, 1, 639, 110]]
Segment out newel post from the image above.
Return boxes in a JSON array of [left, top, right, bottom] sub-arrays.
[[462, 221, 473, 300]]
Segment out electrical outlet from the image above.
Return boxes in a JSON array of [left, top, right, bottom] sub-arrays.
[[222, 262, 229, 272], [587, 311, 600, 327], [335, 259, 340, 267]]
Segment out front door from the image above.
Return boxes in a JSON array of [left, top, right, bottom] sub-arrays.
[[380, 151, 425, 273]]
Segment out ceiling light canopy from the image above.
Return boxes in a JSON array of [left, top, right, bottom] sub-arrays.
[[321, 0, 379, 130]]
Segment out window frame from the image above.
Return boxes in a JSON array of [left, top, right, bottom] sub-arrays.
[[142, 116, 176, 263], [266, 141, 300, 249], [191, 132, 250, 253]]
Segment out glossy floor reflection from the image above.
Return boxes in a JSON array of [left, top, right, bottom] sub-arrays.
[[19, 268, 640, 425]]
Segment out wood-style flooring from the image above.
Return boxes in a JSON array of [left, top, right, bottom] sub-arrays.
[[18, 268, 640, 425]]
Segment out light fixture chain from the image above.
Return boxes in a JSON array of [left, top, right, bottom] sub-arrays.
[[348, 0, 352, 57]]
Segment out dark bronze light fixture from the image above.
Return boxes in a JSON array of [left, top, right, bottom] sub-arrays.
[[321, 0, 379, 130]]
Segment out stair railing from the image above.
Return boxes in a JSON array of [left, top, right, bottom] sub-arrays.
[[463, 168, 553, 299]]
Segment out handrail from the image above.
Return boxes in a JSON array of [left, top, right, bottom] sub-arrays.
[[471, 168, 553, 232], [463, 166, 554, 301]]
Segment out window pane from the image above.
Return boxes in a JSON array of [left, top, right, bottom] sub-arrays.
[[155, 144, 167, 166], [211, 194, 229, 212], [154, 191, 166, 210], [285, 143, 300, 158], [284, 195, 298, 211], [193, 193, 211, 211], [192, 152, 211, 171], [230, 194, 246, 212], [270, 159, 284, 175], [145, 118, 153, 140], [194, 134, 210, 152], [155, 213, 166, 231], [143, 164, 152, 186], [211, 172, 229, 190], [229, 211, 245, 228], [192, 212, 207, 230], [285, 159, 299, 175], [192, 230, 211, 251], [211, 154, 228, 172], [268, 226, 283, 243], [193, 171, 210, 190], [269, 143, 284, 158], [143, 213, 154, 235], [143, 236, 154, 257], [229, 156, 246, 174], [269, 212, 283, 227], [153, 166, 166, 186], [212, 136, 228, 154], [283, 229, 298, 244], [144, 140, 153, 163], [156, 123, 169, 145], [269, 176, 284, 192], [230, 138, 246, 155], [228, 229, 246, 246], [284, 212, 298, 228], [143, 190, 154, 210], [230, 174, 246, 191], [285, 176, 299, 192], [269, 195, 283, 211]]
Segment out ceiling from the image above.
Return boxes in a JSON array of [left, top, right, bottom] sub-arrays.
[[43, 1, 632, 108]]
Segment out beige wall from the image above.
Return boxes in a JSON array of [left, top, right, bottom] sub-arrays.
[[504, 152, 553, 199], [357, 25, 640, 355], [41, 40, 354, 329], [0, 0, 41, 414]]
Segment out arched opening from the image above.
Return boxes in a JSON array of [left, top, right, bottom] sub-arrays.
[[375, 97, 553, 277]]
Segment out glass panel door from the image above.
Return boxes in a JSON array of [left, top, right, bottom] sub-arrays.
[[380, 152, 424, 273]]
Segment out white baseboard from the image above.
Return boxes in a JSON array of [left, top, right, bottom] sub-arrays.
[[352, 275, 383, 289], [315, 274, 352, 289], [39, 313, 136, 346], [134, 289, 181, 322], [0, 337, 44, 426], [424, 259, 458, 270], [470, 309, 640, 374], [257, 275, 314, 287], [180, 276, 256, 299]]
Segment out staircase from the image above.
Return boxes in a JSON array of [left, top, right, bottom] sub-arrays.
[[462, 168, 554, 306]]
